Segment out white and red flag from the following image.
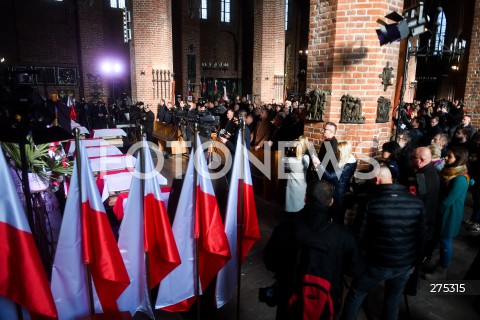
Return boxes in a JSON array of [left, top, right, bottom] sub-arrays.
[[67, 95, 77, 121], [156, 135, 231, 311], [51, 140, 130, 319], [215, 131, 260, 308], [117, 141, 180, 318], [0, 146, 57, 319]]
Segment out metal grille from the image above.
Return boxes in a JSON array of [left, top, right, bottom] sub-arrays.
[[274, 75, 285, 103], [152, 69, 172, 101]]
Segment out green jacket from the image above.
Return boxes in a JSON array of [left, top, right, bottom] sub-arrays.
[[439, 175, 469, 238]]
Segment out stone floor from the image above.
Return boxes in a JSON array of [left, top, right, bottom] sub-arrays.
[[146, 154, 480, 320]]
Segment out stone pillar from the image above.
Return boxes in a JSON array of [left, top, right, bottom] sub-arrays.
[[464, 0, 480, 127], [252, 0, 285, 104], [305, 0, 404, 160], [130, 0, 173, 111]]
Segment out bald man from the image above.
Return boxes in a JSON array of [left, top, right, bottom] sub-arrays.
[[410, 147, 440, 265], [342, 165, 425, 320]]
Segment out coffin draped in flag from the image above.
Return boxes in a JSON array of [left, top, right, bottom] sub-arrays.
[[51, 141, 130, 319], [215, 130, 260, 308], [0, 146, 58, 319], [117, 141, 180, 318], [156, 136, 231, 311]]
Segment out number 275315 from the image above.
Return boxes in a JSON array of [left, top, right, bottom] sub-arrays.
[[430, 283, 465, 293]]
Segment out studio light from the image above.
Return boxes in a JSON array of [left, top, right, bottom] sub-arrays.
[[376, 2, 428, 46]]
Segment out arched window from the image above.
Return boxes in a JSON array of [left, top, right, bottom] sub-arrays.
[[434, 10, 446, 55], [110, 0, 126, 9], [221, 0, 231, 23], [285, 0, 289, 30], [200, 0, 208, 20]]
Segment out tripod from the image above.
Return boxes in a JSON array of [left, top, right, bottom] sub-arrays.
[[207, 134, 220, 167]]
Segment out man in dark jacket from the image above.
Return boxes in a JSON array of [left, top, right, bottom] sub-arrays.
[[342, 166, 425, 320], [264, 180, 364, 319], [410, 147, 440, 263], [312, 122, 338, 173], [141, 105, 155, 143]]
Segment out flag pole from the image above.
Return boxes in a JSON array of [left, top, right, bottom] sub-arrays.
[[73, 128, 95, 316], [236, 121, 246, 320], [193, 123, 201, 320], [16, 303, 24, 320], [138, 125, 154, 314]]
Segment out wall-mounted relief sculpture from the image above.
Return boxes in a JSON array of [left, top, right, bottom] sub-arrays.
[[376, 96, 392, 123], [379, 62, 394, 91], [340, 94, 365, 124], [305, 88, 330, 122]]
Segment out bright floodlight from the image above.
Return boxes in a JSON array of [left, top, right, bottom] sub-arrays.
[[100, 60, 123, 75], [113, 63, 122, 73], [101, 61, 112, 73]]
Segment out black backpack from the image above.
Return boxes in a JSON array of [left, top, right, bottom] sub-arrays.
[[287, 219, 334, 320]]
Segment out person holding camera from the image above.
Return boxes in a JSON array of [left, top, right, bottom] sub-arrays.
[[219, 110, 250, 155], [263, 180, 364, 320]]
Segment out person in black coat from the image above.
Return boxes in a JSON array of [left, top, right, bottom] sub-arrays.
[[264, 180, 364, 320], [342, 166, 425, 320], [267, 113, 291, 151], [313, 122, 338, 170], [93, 101, 108, 129], [141, 105, 155, 143]]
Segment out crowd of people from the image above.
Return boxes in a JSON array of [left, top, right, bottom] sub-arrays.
[[262, 98, 479, 319], [67, 93, 479, 318]]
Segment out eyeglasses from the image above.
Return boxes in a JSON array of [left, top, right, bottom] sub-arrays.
[[321, 128, 333, 133]]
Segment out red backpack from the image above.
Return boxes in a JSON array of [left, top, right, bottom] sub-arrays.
[[287, 220, 335, 320]]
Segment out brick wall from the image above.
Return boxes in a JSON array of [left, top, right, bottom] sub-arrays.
[[252, 0, 285, 103], [0, 1, 128, 103], [305, 0, 403, 162], [78, 1, 109, 103], [464, 0, 480, 127], [130, 0, 173, 114]]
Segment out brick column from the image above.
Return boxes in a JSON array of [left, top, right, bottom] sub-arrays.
[[464, 0, 480, 127], [130, 0, 173, 112], [252, 0, 285, 103], [78, 2, 109, 102], [305, 0, 404, 160]]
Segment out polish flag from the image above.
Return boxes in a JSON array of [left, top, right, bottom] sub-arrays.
[[215, 131, 260, 308], [0, 147, 57, 319], [68, 96, 77, 121], [117, 141, 180, 318], [223, 85, 228, 101], [156, 135, 231, 311], [51, 141, 130, 319]]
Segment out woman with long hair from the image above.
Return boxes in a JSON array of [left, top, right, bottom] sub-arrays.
[[317, 141, 357, 224], [425, 146, 470, 280], [284, 136, 310, 213]]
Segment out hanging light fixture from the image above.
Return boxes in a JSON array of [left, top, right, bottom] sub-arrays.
[[201, 42, 229, 71]]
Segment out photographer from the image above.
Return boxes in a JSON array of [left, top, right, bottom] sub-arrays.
[[219, 110, 250, 155], [184, 101, 218, 143]]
